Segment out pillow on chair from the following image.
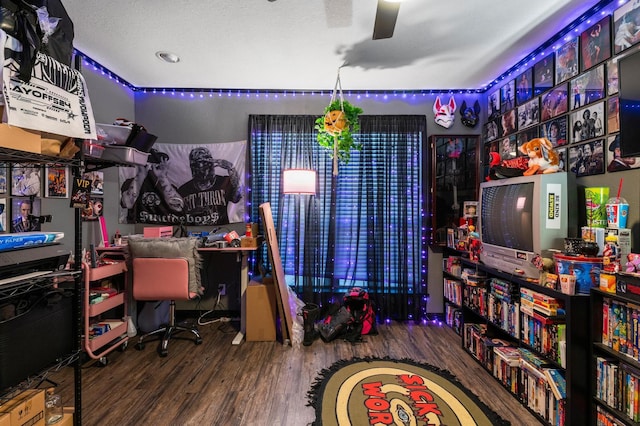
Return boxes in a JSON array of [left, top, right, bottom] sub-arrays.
[[127, 237, 203, 296]]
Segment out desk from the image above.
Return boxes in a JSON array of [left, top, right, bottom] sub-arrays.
[[198, 246, 258, 345], [98, 244, 259, 345]]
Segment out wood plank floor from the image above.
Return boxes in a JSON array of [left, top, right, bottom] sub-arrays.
[[48, 319, 542, 425]]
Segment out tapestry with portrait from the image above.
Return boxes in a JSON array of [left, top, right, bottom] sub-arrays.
[[118, 141, 246, 226]]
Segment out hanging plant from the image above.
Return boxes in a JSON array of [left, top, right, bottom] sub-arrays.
[[315, 69, 363, 175], [315, 99, 363, 164]]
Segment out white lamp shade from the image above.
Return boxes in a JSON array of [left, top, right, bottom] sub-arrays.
[[282, 169, 316, 194]]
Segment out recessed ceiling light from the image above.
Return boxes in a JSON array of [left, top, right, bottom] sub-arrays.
[[155, 51, 180, 64]]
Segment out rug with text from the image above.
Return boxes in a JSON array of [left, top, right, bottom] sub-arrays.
[[307, 357, 510, 426]]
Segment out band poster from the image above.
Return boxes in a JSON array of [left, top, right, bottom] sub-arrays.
[[118, 141, 246, 226]]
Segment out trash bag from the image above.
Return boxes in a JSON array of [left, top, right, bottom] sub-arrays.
[[0, 0, 74, 81]]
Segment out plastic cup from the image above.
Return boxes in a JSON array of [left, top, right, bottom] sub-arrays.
[[585, 187, 609, 228], [559, 274, 576, 295], [606, 197, 629, 229]]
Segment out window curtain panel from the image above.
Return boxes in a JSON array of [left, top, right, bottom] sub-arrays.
[[249, 115, 427, 321]]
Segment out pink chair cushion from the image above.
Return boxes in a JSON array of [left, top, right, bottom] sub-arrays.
[[132, 257, 191, 301]]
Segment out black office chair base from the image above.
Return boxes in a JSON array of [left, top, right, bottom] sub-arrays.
[[135, 301, 202, 357]]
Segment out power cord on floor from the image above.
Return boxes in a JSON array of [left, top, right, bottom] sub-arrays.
[[197, 291, 232, 325]]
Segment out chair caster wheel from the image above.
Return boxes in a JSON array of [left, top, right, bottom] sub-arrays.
[[158, 349, 168, 357], [195, 337, 203, 345], [135, 342, 145, 351], [98, 356, 108, 366]]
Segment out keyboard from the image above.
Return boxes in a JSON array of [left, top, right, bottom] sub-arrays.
[[0, 270, 53, 286]]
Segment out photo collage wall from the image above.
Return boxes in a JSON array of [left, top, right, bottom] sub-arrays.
[[483, 2, 640, 179], [0, 163, 104, 233]]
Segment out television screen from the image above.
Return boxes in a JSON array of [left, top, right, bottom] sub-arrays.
[[619, 48, 640, 158], [480, 183, 534, 252]]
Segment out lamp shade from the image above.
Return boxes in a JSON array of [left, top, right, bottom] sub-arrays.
[[282, 169, 316, 194]]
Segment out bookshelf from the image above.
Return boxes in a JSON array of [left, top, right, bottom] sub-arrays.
[[591, 283, 640, 425], [441, 253, 590, 425]]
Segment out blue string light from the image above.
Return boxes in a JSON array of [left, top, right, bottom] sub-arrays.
[[76, 2, 618, 98]]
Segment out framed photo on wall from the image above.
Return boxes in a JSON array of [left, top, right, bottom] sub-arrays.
[[516, 127, 539, 148], [569, 139, 605, 177], [570, 64, 605, 110], [580, 16, 611, 70], [608, 97, 620, 133], [540, 83, 568, 121], [569, 101, 605, 144], [556, 37, 579, 84], [0, 163, 6, 194], [499, 135, 518, 160], [540, 116, 568, 147], [10, 164, 41, 197], [45, 166, 69, 198], [0, 198, 5, 232], [607, 58, 619, 95], [556, 147, 567, 172], [607, 134, 640, 172], [533, 57, 554, 96], [613, 2, 640, 54], [82, 197, 103, 221], [515, 68, 533, 106], [500, 109, 517, 136], [483, 117, 501, 142], [500, 80, 515, 113], [487, 88, 501, 120], [83, 171, 104, 196], [10, 197, 41, 233], [517, 97, 539, 130]]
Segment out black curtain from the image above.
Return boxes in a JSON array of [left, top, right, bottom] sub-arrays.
[[249, 114, 428, 321]]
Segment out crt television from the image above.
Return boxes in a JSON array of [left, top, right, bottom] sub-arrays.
[[478, 172, 577, 279], [619, 47, 640, 158]]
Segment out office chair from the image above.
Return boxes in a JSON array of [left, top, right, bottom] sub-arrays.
[[132, 257, 202, 357]]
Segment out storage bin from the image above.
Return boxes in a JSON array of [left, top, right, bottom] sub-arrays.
[[553, 253, 603, 294], [101, 145, 149, 165], [95, 123, 132, 145], [82, 140, 105, 158]]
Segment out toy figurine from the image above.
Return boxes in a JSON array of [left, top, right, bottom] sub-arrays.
[[626, 253, 640, 274]]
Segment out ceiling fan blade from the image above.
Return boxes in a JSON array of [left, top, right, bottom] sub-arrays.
[[372, 0, 400, 40]]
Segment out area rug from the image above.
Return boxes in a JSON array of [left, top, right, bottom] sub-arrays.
[[307, 357, 510, 426]]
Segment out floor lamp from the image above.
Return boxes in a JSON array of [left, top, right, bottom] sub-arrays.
[[282, 168, 320, 345]]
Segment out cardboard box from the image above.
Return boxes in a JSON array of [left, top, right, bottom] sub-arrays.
[[240, 237, 258, 248], [246, 280, 277, 341], [143, 226, 173, 238], [0, 123, 41, 154], [57, 407, 74, 426], [0, 389, 45, 426]]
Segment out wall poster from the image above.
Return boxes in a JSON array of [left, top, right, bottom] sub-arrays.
[[119, 141, 246, 226]]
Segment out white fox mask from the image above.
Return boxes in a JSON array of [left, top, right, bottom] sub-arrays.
[[433, 96, 457, 129]]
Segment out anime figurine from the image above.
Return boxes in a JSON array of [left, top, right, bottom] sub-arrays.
[[519, 137, 560, 175], [433, 96, 457, 129], [460, 100, 481, 128]]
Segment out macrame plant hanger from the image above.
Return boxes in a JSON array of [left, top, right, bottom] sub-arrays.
[[327, 68, 345, 176]]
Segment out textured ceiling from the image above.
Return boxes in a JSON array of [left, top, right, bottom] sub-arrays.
[[62, 0, 607, 91]]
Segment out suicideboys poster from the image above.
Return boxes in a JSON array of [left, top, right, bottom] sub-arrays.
[[118, 141, 246, 226]]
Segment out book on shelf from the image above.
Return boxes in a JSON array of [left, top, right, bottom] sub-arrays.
[[544, 368, 567, 400]]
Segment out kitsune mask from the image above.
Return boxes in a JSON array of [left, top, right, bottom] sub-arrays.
[[433, 96, 457, 129], [460, 100, 481, 128]]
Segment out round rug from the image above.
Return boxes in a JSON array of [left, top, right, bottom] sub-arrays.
[[307, 357, 510, 426]]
